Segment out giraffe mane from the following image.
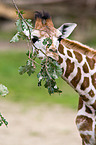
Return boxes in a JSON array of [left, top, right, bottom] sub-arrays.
[[61, 39, 96, 61], [35, 11, 50, 20]]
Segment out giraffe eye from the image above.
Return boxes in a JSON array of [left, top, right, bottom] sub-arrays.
[[32, 36, 39, 43], [58, 35, 62, 42]]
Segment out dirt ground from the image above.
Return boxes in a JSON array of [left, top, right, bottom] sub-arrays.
[[0, 100, 81, 145]]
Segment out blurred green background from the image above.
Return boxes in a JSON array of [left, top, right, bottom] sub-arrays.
[[0, 0, 96, 110]]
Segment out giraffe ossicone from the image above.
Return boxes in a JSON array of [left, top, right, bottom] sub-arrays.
[[25, 11, 96, 145]]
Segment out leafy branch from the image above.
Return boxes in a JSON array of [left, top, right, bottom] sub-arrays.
[[37, 58, 62, 94], [10, 0, 62, 95], [0, 84, 8, 126], [0, 113, 8, 127]]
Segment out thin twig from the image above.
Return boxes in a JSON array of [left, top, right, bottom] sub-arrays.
[[45, 59, 52, 80], [12, 0, 32, 44], [12, 0, 49, 59], [12, 0, 32, 28], [12, 0, 50, 39], [31, 41, 48, 58], [28, 57, 40, 66]]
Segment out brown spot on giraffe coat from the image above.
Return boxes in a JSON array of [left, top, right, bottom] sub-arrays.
[[91, 100, 96, 110], [70, 67, 81, 88], [81, 77, 89, 90], [58, 56, 63, 64], [61, 39, 96, 61], [62, 67, 64, 75], [80, 95, 89, 102], [91, 73, 96, 89], [67, 50, 72, 57], [80, 134, 91, 144], [76, 115, 93, 131], [65, 58, 74, 78], [86, 56, 95, 70], [85, 106, 92, 114], [95, 125, 96, 142], [78, 97, 83, 110], [88, 89, 95, 97], [58, 44, 65, 55], [83, 63, 89, 73], [74, 51, 82, 63]]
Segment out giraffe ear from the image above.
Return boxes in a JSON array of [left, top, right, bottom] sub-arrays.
[[58, 23, 77, 38]]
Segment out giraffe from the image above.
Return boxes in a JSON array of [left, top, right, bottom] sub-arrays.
[[24, 11, 96, 145]]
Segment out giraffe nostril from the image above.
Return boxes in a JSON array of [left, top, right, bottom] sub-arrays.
[[49, 49, 54, 52], [49, 49, 57, 53]]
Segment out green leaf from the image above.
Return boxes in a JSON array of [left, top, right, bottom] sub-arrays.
[[27, 66, 35, 76], [26, 50, 30, 56], [20, 32, 27, 40], [26, 19, 33, 29], [16, 10, 25, 18], [26, 50, 33, 58], [38, 81, 41, 86], [48, 86, 54, 95], [37, 58, 62, 95], [10, 32, 20, 43], [16, 19, 32, 33], [42, 38, 52, 48], [16, 19, 22, 32], [20, 10, 25, 15], [18, 60, 35, 76], [0, 84, 9, 97], [18, 66, 27, 75], [11, 11, 62, 95], [48, 38, 52, 45], [15, 18, 33, 39], [10, 31, 28, 43], [43, 39, 47, 45]]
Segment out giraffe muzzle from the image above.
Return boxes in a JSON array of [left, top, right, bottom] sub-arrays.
[[46, 47, 59, 61]]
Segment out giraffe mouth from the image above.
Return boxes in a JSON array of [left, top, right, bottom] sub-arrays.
[[46, 51, 59, 61]]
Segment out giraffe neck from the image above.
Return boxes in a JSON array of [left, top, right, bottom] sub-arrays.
[[58, 39, 96, 109]]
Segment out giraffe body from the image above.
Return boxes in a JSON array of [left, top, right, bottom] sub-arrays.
[[24, 11, 96, 145], [58, 39, 96, 145]]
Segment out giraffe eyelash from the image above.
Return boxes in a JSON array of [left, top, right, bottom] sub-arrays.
[[32, 36, 39, 43], [58, 35, 63, 42]]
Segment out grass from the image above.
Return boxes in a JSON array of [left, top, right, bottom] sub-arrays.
[[0, 51, 78, 109]]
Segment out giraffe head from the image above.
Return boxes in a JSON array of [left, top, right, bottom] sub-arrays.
[[24, 12, 77, 60]]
